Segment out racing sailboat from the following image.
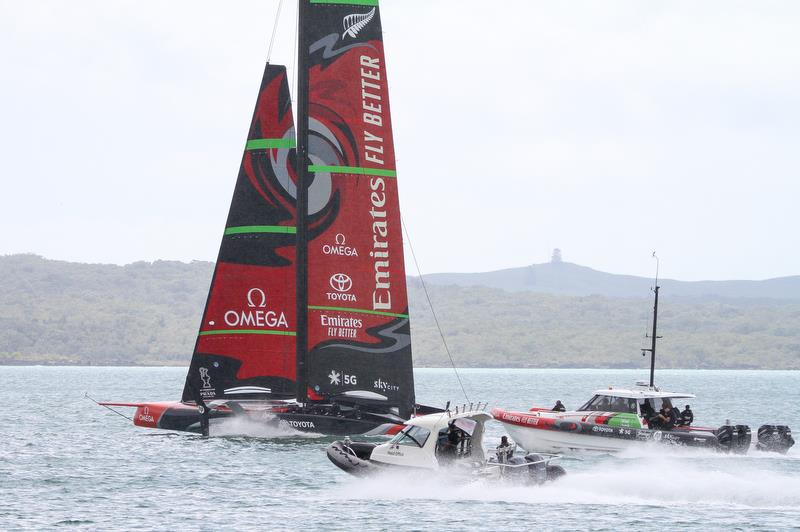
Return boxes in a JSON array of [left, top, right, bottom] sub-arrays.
[[102, 0, 434, 436]]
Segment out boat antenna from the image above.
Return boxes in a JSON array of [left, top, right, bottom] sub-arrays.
[[401, 216, 470, 403], [641, 252, 662, 388]]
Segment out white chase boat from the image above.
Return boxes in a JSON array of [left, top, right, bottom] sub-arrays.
[[493, 385, 738, 453], [327, 407, 566, 484], [494, 276, 794, 455]]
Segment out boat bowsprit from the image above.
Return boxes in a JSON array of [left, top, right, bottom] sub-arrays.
[[326, 408, 566, 484]]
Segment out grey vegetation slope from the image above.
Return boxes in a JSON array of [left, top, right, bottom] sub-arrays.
[[420, 260, 800, 300], [1, 254, 798, 369]]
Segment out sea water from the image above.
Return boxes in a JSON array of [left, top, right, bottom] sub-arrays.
[[1, 367, 799, 530]]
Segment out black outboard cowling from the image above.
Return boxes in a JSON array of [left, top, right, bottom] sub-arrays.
[[524, 453, 548, 484], [716, 424, 751, 453], [756, 425, 794, 453]]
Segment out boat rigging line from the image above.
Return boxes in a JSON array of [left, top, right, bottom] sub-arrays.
[[401, 216, 470, 403], [266, 0, 284, 63], [84, 392, 132, 422]]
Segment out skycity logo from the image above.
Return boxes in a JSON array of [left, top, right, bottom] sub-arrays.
[[373, 378, 399, 393], [342, 7, 376, 39]]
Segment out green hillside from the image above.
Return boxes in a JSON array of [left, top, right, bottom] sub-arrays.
[[1, 254, 798, 369]]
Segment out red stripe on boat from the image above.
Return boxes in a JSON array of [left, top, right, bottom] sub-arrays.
[[131, 402, 176, 428], [491, 408, 557, 430]]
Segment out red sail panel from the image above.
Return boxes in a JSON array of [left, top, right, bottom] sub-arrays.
[[182, 64, 298, 402], [300, 1, 414, 417]]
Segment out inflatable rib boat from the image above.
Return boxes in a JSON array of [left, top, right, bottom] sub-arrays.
[[327, 407, 566, 484]]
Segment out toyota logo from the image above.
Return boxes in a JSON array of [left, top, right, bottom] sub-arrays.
[[329, 273, 352, 292]]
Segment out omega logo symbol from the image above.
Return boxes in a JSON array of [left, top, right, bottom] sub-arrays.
[[335, 233, 346, 245], [247, 288, 267, 308]]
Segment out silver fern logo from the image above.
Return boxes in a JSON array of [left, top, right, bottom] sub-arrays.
[[342, 7, 376, 39]]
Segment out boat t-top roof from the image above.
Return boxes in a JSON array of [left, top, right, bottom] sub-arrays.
[[593, 387, 696, 400], [405, 410, 492, 433]]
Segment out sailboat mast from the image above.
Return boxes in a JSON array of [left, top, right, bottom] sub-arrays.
[[294, 0, 309, 404], [649, 285, 659, 387]]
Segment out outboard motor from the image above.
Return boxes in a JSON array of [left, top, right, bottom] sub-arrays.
[[524, 453, 548, 484], [716, 424, 751, 453], [756, 425, 794, 453]]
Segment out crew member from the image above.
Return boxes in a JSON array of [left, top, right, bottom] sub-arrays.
[[640, 400, 656, 422], [655, 402, 679, 430], [680, 405, 694, 426], [496, 435, 514, 463], [648, 409, 664, 429], [552, 400, 566, 412], [438, 422, 461, 461]]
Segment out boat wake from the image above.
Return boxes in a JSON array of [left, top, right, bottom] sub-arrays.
[[331, 453, 800, 509], [614, 440, 800, 461], [209, 415, 324, 439]]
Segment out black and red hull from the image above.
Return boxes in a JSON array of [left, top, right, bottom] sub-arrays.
[[104, 400, 405, 436]]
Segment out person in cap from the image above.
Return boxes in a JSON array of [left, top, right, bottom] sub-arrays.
[[496, 435, 515, 463], [679, 404, 694, 426]]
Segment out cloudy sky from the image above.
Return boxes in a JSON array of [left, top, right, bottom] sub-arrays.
[[1, 1, 798, 281]]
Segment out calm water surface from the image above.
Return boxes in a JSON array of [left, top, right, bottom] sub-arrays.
[[1, 367, 799, 530]]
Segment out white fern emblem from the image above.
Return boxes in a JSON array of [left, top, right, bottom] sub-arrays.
[[342, 7, 376, 39]]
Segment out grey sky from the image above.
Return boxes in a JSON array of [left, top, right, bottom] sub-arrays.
[[1, 1, 798, 281]]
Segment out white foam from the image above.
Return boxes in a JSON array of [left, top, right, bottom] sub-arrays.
[[331, 453, 800, 509], [209, 415, 323, 439]]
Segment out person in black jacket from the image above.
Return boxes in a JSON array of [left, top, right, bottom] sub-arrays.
[[496, 435, 515, 463], [650, 401, 679, 430], [552, 400, 566, 412], [680, 405, 694, 426], [661, 403, 679, 430]]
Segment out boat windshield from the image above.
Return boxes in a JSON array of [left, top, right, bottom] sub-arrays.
[[578, 394, 637, 414], [389, 425, 431, 448], [638, 397, 680, 417]]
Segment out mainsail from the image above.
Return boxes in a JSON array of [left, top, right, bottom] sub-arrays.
[[297, 0, 415, 417], [182, 64, 298, 402]]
